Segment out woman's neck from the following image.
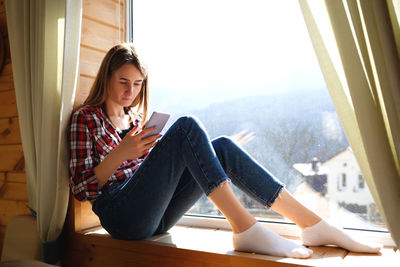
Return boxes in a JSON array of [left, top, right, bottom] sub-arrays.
[[104, 102, 132, 131], [105, 102, 125, 118]]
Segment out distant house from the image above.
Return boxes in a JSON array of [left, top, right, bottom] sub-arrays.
[[321, 148, 378, 219], [293, 148, 380, 222], [293, 157, 328, 195]]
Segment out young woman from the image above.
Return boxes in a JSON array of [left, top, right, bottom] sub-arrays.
[[68, 43, 382, 259]]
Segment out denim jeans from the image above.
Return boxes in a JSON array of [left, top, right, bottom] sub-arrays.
[[92, 116, 284, 240]]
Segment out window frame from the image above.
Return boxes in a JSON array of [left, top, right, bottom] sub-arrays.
[[127, 0, 394, 247], [127, 0, 133, 42], [177, 214, 395, 247]]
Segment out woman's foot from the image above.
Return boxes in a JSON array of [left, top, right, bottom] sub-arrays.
[[233, 222, 313, 258], [301, 219, 382, 253]]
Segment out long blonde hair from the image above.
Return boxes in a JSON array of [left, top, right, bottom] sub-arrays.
[[84, 43, 149, 122]]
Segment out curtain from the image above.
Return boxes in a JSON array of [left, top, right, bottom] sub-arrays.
[[5, 0, 82, 263], [299, 0, 400, 248]]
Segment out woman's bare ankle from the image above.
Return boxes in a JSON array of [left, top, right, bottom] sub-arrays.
[[231, 217, 257, 234], [298, 217, 323, 229]]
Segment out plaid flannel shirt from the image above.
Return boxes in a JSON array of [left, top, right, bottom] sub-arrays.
[[68, 105, 147, 203]]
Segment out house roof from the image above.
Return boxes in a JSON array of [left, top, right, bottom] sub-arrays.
[[293, 163, 328, 176], [321, 146, 352, 164], [293, 147, 353, 176]]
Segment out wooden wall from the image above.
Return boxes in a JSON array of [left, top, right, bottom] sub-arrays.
[[0, 0, 30, 257], [76, 0, 126, 107], [0, 0, 126, 256]]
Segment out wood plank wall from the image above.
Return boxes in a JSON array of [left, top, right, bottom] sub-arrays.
[[76, 0, 126, 107], [0, 0, 30, 257], [0, 0, 126, 256]]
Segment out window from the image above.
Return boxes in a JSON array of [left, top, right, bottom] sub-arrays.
[[342, 173, 347, 188], [358, 174, 365, 189], [129, 0, 386, 233], [337, 173, 347, 191]]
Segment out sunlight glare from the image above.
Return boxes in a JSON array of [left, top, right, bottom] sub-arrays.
[[132, 0, 325, 102]]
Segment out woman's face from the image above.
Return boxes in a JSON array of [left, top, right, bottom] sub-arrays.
[[107, 63, 144, 108]]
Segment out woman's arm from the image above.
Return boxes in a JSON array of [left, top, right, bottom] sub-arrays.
[[94, 125, 161, 188], [68, 110, 101, 201], [69, 109, 160, 200], [93, 144, 126, 188]]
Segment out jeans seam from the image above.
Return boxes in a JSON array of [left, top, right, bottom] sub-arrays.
[[178, 125, 214, 187]]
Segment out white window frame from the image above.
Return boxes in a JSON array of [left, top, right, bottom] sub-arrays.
[[127, 0, 394, 248], [177, 214, 395, 247]]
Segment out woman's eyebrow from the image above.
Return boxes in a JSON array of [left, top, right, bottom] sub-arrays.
[[119, 77, 143, 82]]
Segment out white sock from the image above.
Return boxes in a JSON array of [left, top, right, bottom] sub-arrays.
[[301, 219, 382, 253], [232, 222, 313, 258]]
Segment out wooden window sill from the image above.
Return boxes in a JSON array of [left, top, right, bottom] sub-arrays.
[[63, 224, 399, 267]]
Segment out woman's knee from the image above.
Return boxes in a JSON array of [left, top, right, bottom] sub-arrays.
[[212, 136, 238, 158], [174, 115, 204, 132], [175, 115, 198, 126], [212, 136, 235, 148]]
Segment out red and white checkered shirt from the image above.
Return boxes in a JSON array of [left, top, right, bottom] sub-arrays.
[[68, 105, 147, 203]]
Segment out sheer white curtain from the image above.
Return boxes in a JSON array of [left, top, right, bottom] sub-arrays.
[[5, 0, 82, 263], [299, 0, 400, 247]]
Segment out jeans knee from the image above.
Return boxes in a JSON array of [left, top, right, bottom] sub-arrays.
[[176, 115, 196, 125], [175, 115, 202, 130], [213, 135, 234, 147], [212, 136, 236, 156]]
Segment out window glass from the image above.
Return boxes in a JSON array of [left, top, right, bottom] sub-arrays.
[[358, 174, 365, 189], [131, 0, 386, 231], [342, 174, 347, 187]]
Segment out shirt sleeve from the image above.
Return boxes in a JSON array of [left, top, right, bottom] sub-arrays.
[[68, 110, 100, 202]]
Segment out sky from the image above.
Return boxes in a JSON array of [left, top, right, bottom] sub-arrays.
[[132, 0, 327, 110]]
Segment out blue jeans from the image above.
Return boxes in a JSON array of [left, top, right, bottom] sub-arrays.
[[92, 116, 284, 240]]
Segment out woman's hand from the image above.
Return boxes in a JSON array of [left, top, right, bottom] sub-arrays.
[[116, 125, 161, 161], [94, 125, 160, 188]]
